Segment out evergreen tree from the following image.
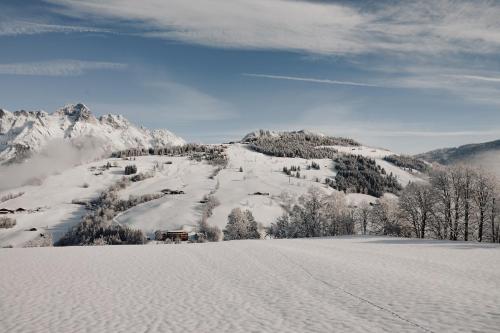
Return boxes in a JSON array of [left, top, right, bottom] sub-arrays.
[[224, 208, 260, 240]]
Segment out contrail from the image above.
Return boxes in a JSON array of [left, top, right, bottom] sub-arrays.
[[242, 73, 379, 87]]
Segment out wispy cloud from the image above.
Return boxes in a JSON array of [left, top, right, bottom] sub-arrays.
[[242, 73, 379, 87], [0, 60, 127, 76], [362, 130, 500, 137], [143, 81, 236, 121], [444, 74, 500, 83], [386, 67, 500, 105], [0, 20, 108, 36], [46, 0, 500, 57], [93, 80, 236, 123]]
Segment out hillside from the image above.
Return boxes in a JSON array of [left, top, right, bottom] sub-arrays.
[[0, 133, 425, 247], [1, 237, 499, 332], [417, 139, 500, 175], [0, 103, 185, 164]]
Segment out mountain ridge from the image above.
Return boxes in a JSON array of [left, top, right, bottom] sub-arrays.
[[0, 103, 185, 164], [416, 139, 500, 165]]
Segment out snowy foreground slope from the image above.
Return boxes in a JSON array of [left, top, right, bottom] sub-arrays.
[[1, 237, 499, 333]]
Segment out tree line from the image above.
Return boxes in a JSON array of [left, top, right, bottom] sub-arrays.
[[112, 144, 228, 167], [269, 165, 499, 243], [383, 154, 428, 173], [396, 166, 499, 242]]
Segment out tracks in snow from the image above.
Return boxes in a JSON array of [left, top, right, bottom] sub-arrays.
[[271, 243, 435, 333]]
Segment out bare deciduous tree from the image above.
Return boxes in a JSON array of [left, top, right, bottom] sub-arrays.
[[399, 182, 435, 238], [354, 201, 371, 235], [473, 170, 495, 242], [462, 167, 475, 241], [449, 166, 464, 240], [370, 197, 406, 236], [430, 168, 453, 239]]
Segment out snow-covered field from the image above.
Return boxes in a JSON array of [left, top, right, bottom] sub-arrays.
[[1, 237, 499, 332]]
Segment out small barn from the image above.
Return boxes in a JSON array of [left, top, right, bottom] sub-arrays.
[[155, 230, 189, 242], [166, 230, 189, 242]]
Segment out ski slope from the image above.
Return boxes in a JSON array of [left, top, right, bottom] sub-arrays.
[[208, 143, 338, 229], [0, 143, 421, 247], [1, 237, 499, 332]]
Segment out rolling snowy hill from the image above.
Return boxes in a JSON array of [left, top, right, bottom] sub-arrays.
[[0, 103, 185, 164], [0, 129, 425, 247], [417, 139, 500, 177], [417, 139, 500, 165]]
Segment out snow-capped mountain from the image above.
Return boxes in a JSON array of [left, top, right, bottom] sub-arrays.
[[0, 103, 185, 164]]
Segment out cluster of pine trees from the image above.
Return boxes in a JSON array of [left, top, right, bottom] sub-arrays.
[[112, 144, 228, 167], [332, 155, 402, 197], [383, 154, 428, 172], [282, 165, 302, 178], [308, 161, 321, 170], [124, 164, 137, 175], [248, 132, 359, 159]]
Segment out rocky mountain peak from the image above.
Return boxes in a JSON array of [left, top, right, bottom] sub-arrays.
[[0, 103, 185, 164], [56, 103, 95, 122]]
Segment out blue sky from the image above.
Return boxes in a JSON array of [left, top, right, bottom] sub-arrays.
[[1, 0, 499, 153]]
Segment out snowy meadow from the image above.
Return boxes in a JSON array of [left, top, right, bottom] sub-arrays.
[[1, 237, 499, 333]]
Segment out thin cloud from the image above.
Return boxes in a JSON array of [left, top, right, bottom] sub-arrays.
[[0, 60, 127, 76], [143, 81, 236, 121], [242, 73, 379, 87], [93, 80, 236, 122], [444, 74, 500, 83], [392, 69, 500, 106], [360, 65, 500, 106], [0, 20, 108, 36], [368, 130, 500, 137]]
